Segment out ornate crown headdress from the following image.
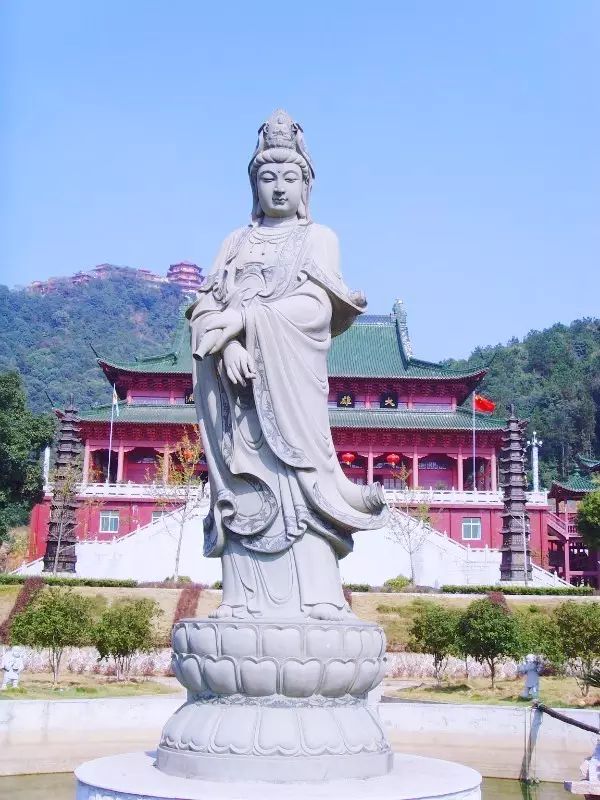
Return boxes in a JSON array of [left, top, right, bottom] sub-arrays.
[[249, 109, 315, 179]]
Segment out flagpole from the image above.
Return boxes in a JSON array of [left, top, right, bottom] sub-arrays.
[[472, 393, 476, 493], [106, 384, 115, 486]]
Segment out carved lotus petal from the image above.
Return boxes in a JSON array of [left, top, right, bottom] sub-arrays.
[[343, 628, 363, 659], [320, 659, 356, 697], [171, 624, 188, 654], [281, 658, 322, 697], [334, 706, 383, 752], [188, 624, 218, 656], [306, 627, 342, 659], [360, 628, 381, 659], [368, 658, 387, 692], [221, 625, 258, 658], [262, 626, 302, 658], [212, 706, 257, 754], [178, 654, 205, 692], [256, 708, 299, 755], [298, 707, 344, 754], [188, 706, 221, 751], [240, 658, 278, 696], [161, 700, 196, 749], [203, 656, 238, 694], [348, 658, 379, 696]]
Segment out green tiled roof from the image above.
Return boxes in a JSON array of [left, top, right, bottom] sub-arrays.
[[577, 455, 600, 471], [79, 403, 197, 424], [99, 314, 193, 375], [329, 407, 505, 431], [550, 472, 599, 495], [98, 305, 486, 382], [80, 403, 504, 432]]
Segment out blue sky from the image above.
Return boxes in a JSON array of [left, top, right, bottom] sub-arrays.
[[1, 1, 599, 360]]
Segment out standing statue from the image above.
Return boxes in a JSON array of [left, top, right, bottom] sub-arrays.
[[157, 112, 392, 783], [1, 646, 24, 690], [187, 109, 388, 621], [518, 653, 542, 699]]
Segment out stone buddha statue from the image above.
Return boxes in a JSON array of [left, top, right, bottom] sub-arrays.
[[188, 110, 388, 622]]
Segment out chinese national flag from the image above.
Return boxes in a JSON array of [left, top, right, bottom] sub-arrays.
[[474, 394, 496, 413]]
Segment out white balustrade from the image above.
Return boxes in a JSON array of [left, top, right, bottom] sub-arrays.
[[385, 488, 548, 507], [76, 482, 206, 501]]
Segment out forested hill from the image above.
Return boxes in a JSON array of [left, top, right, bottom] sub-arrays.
[[445, 318, 600, 487], [1, 275, 599, 485], [0, 276, 187, 414]]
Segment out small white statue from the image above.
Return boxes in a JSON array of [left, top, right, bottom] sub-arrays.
[[1, 646, 25, 690], [518, 653, 542, 699]]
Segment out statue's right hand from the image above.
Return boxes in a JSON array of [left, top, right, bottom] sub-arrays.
[[223, 341, 256, 387]]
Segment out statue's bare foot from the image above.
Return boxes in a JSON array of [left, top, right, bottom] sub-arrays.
[[209, 604, 234, 619], [308, 603, 345, 621]]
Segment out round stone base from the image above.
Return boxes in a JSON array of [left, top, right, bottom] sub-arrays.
[[75, 751, 481, 800]]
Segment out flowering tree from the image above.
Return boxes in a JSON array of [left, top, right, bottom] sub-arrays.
[[153, 427, 205, 583]]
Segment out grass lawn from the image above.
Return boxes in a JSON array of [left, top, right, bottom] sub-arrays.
[[0, 672, 179, 701], [386, 675, 600, 708]]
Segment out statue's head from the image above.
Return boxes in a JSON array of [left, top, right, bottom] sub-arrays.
[[248, 110, 315, 223]]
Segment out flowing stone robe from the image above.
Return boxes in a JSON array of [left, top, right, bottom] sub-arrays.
[[188, 221, 388, 618]]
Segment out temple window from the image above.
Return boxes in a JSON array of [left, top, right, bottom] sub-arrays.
[[461, 518, 482, 541], [152, 510, 168, 523], [99, 510, 120, 533]]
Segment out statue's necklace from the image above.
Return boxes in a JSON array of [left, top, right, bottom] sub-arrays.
[[248, 226, 293, 259]]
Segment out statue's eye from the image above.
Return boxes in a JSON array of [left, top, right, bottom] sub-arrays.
[[284, 172, 299, 182]]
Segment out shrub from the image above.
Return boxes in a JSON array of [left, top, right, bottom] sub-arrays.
[[457, 598, 522, 687], [343, 583, 370, 593], [552, 601, 600, 695], [442, 584, 593, 596], [383, 576, 411, 593], [92, 598, 162, 681], [211, 580, 223, 590], [0, 576, 44, 643], [10, 587, 96, 684], [0, 575, 138, 588], [409, 603, 460, 684]]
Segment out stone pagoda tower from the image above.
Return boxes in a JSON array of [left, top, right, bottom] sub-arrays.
[[43, 399, 82, 574], [499, 404, 532, 583]]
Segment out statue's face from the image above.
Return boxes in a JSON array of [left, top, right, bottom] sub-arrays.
[[257, 162, 303, 218]]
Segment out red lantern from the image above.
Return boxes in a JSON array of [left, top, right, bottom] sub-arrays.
[[386, 453, 401, 467], [182, 448, 194, 463], [341, 452, 356, 466]]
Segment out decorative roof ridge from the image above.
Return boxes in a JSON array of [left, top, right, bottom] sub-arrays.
[[392, 300, 412, 362]]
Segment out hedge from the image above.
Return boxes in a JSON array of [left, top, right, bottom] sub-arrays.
[[0, 575, 138, 588], [441, 584, 594, 596], [343, 583, 371, 593]]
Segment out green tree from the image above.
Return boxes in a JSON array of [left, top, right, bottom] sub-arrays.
[[576, 490, 600, 548], [457, 598, 522, 688], [552, 601, 600, 695], [409, 603, 460, 684], [0, 372, 55, 542], [92, 598, 162, 681], [10, 587, 95, 685]]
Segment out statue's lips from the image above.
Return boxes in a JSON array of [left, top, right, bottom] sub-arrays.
[[272, 197, 287, 205]]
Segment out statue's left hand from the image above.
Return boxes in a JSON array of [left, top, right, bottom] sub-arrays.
[[203, 309, 244, 355]]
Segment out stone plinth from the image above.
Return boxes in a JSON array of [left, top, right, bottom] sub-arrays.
[[75, 751, 482, 800], [156, 617, 391, 781]]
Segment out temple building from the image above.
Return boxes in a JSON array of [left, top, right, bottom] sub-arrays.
[[546, 455, 600, 584], [27, 302, 594, 585]]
